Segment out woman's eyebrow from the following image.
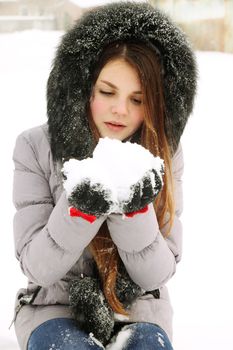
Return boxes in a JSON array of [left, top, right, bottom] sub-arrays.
[[100, 80, 142, 94]]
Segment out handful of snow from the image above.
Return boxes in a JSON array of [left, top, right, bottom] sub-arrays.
[[62, 138, 164, 214]]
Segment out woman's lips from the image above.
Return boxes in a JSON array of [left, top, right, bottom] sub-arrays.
[[105, 122, 126, 131]]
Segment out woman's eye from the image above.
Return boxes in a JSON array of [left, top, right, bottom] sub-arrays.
[[99, 90, 113, 96], [131, 98, 142, 105]]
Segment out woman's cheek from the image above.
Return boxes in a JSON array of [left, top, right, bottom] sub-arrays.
[[90, 98, 106, 118]]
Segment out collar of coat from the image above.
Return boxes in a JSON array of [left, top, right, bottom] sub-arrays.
[[47, 1, 197, 162]]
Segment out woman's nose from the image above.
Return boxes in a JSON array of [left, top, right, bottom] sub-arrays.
[[111, 98, 128, 116]]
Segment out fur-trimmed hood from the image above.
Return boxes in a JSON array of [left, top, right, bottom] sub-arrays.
[[47, 1, 197, 161]]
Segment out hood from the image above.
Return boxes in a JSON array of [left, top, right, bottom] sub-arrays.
[[47, 1, 197, 161]]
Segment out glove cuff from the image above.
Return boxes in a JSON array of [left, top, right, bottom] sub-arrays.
[[69, 207, 97, 223], [125, 205, 148, 218]]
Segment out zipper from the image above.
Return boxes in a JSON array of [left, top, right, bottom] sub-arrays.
[[9, 286, 41, 329]]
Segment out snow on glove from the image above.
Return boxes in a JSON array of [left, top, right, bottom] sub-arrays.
[[122, 167, 164, 214], [63, 138, 164, 219], [62, 157, 115, 219], [92, 138, 164, 215], [69, 276, 114, 345]]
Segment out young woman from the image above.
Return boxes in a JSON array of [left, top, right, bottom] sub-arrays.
[[12, 2, 197, 349]]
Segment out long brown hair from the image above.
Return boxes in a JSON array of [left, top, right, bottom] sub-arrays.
[[88, 42, 175, 315]]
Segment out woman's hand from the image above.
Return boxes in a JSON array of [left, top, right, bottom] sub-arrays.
[[67, 179, 114, 217], [62, 138, 164, 220], [62, 157, 115, 219], [122, 167, 164, 214]]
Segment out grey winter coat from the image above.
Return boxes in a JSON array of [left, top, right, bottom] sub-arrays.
[[13, 123, 184, 350]]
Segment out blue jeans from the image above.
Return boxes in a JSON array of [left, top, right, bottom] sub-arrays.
[[27, 318, 174, 350]]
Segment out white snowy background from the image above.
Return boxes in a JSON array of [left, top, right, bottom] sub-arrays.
[[0, 29, 233, 350]]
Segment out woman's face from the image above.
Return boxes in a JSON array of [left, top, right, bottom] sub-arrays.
[[90, 59, 144, 141]]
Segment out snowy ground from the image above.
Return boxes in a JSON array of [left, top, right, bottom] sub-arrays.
[[0, 30, 233, 349]]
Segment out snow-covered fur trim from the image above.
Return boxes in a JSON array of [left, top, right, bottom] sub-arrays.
[[69, 263, 145, 345], [47, 1, 197, 161], [69, 276, 114, 345]]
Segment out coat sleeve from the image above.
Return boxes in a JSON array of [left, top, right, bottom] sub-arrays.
[[13, 131, 106, 288], [107, 144, 184, 291]]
